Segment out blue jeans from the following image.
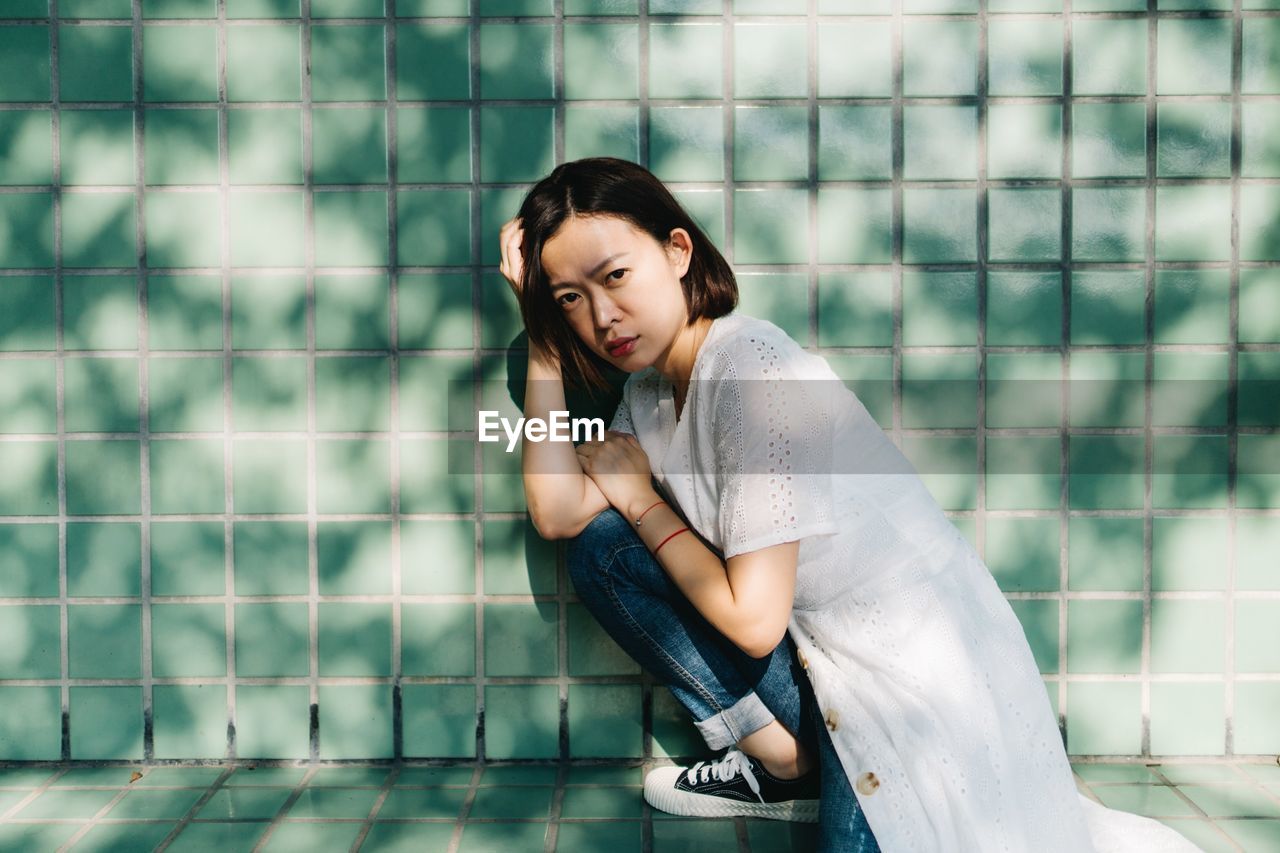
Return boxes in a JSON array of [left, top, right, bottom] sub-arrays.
[[567, 509, 879, 853]]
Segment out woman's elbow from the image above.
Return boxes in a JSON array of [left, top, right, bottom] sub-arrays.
[[737, 623, 789, 660]]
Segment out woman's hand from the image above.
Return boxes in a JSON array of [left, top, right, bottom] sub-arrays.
[[498, 217, 525, 300], [575, 432, 656, 513]]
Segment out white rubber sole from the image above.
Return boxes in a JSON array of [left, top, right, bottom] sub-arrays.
[[643, 766, 820, 823]]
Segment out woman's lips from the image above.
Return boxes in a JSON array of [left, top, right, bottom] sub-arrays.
[[606, 337, 637, 357]]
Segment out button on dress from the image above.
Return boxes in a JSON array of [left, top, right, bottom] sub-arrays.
[[610, 312, 1201, 853]]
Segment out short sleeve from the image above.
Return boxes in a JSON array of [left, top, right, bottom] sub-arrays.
[[709, 332, 838, 559], [608, 391, 635, 436]]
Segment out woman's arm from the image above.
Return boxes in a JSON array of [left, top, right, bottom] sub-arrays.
[[621, 492, 798, 660], [521, 345, 611, 540], [499, 217, 610, 540]]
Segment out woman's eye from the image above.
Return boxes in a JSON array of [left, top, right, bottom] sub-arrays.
[[607, 268, 627, 282], [556, 293, 579, 308]]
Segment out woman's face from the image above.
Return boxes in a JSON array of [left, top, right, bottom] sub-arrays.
[[539, 215, 693, 371]]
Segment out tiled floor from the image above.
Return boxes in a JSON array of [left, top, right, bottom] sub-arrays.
[[0, 762, 1277, 852]]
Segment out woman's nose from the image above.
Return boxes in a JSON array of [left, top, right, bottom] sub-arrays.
[[592, 294, 621, 328]]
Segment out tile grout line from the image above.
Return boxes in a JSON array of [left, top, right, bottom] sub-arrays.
[[385, 0, 404, 767], [1140, 0, 1158, 759], [216, 0, 237, 765], [466, 0, 485, 780], [132, 0, 157, 765], [48, 0, 71, 766], [551, 0, 569, 814], [1058, 0, 1074, 742], [301, 0, 320, 765], [1223, 0, 1242, 760]]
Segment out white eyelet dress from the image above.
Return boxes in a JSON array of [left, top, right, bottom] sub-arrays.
[[609, 312, 1202, 853]]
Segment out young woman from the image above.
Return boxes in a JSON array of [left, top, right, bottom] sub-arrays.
[[499, 157, 1200, 853]]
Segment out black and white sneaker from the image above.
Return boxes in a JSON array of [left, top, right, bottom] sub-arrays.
[[643, 748, 820, 822]]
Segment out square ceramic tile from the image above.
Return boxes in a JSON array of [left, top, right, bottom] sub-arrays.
[[733, 189, 808, 264], [0, 524, 60, 598], [151, 603, 227, 677], [147, 274, 222, 350], [402, 603, 475, 677], [318, 602, 392, 677], [1071, 188, 1146, 262], [563, 23, 637, 100], [1008, 600, 1059, 673], [817, 272, 893, 348], [1064, 512, 1146, 591], [818, 20, 891, 97], [69, 686, 144, 759], [152, 683, 229, 758], [648, 106, 724, 183], [65, 439, 141, 515], [317, 685, 393, 759], [235, 602, 310, 677], [0, 276, 56, 350], [143, 25, 218, 102], [232, 438, 308, 514], [649, 22, 722, 99], [1157, 18, 1231, 95], [226, 24, 301, 102], [1151, 435, 1228, 510], [401, 685, 476, 758], [479, 106, 555, 182], [479, 23, 553, 99], [396, 189, 472, 267], [396, 106, 471, 183], [903, 19, 977, 96], [0, 604, 59, 679], [233, 521, 309, 595], [482, 684, 559, 759], [988, 18, 1062, 95], [983, 101, 1064, 178], [315, 356, 391, 432], [59, 24, 133, 102], [1155, 185, 1231, 262], [734, 22, 806, 98], [311, 24, 386, 102], [734, 105, 808, 182], [61, 191, 138, 269], [314, 191, 390, 267], [234, 685, 311, 759], [903, 188, 978, 263], [147, 523, 222, 600], [902, 354, 978, 431], [0, 25, 51, 102], [228, 191, 306, 267], [312, 107, 387, 185], [145, 191, 223, 269], [1067, 599, 1143, 674], [231, 274, 307, 348], [0, 193, 55, 268], [568, 684, 643, 758], [483, 603, 558, 677], [987, 188, 1061, 262], [60, 109, 134, 185], [396, 22, 470, 101], [315, 439, 391, 514], [1073, 19, 1146, 95], [228, 108, 304, 185], [317, 520, 391, 594]]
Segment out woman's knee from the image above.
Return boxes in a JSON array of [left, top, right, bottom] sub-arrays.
[[565, 507, 633, 592]]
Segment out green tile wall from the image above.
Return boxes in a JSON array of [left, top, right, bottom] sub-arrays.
[[0, 0, 1276, 766]]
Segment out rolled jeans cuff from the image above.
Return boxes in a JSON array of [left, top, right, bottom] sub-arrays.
[[694, 692, 775, 750]]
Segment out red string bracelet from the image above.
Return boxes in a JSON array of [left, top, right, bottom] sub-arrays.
[[653, 526, 690, 556], [634, 499, 665, 527]]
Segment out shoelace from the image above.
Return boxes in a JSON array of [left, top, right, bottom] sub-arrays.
[[684, 748, 764, 803]]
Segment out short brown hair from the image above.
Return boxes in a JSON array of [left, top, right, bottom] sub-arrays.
[[516, 157, 737, 393]]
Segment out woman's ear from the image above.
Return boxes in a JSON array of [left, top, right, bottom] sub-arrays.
[[666, 228, 693, 278]]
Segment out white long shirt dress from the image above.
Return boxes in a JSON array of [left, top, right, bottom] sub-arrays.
[[610, 312, 1201, 853]]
